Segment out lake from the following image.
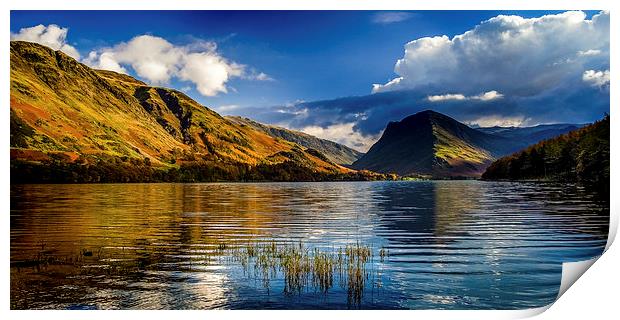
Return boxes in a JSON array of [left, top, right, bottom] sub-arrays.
[[10, 181, 609, 309]]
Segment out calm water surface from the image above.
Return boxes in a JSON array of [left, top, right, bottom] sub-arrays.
[[10, 181, 609, 309]]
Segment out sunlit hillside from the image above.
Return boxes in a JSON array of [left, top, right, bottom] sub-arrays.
[[9, 41, 378, 182]]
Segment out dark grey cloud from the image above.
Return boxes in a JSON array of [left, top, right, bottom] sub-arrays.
[[229, 81, 608, 151]]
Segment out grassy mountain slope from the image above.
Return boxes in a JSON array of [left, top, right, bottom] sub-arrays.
[[226, 116, 363, 165], [10, 41, 363, 182], [352, 110, 518, 178], [482, 116, 609, 188]]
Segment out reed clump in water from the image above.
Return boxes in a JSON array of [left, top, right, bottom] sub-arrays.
[[342, 242, 371, 305], [223, 240, 383, 305], [379, 247, 388, 262]]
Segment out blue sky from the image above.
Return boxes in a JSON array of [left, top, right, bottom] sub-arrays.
[[10, 10, 609, 151]]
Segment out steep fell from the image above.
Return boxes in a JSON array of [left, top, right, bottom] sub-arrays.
[[352, 110, 517, 178]]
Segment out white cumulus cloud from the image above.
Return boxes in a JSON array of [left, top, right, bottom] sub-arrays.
[[253, 72, 274, 81], [11, 24, 80, 60], [300, 122, 379, 152], [373, 11, 610, 98], [84, 35, 266, 97], [582, 69, 610, 88], [427, 93, 466, 102], [178, 51, 244, 96], [472, 90, 504, 101], [578, 49, 602, 57], [214, 104, 241, 113], [372, 12, 413, 24], [427, 90, 503, 102], [467, 115, 529, 128]]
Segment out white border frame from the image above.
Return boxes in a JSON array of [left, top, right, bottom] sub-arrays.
[[2, 1, 617, 319]]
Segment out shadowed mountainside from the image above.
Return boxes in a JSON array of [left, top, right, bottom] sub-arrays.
[[352, 110, 522, 178]]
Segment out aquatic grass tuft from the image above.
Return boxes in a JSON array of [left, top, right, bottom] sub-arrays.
[[221, 240, 385, 306], [379, 247, 388, 262]]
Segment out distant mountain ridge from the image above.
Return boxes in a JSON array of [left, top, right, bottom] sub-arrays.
[[226, 116, 363, 165], [477, 123, 583, 147]]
